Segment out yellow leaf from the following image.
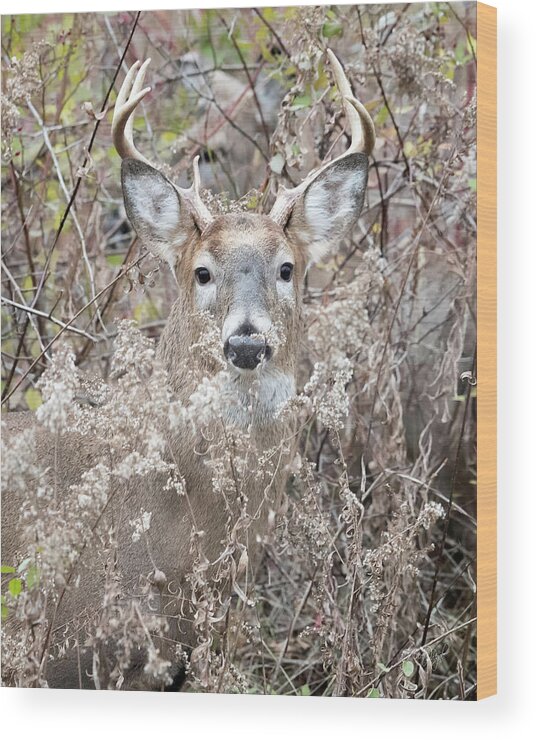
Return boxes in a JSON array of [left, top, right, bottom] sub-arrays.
[[403, 141, 418, 158], [22, 275, 35, 294], [133, 300, 159, 324]]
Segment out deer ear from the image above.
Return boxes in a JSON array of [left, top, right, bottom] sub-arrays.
[[285, 152, 368, 264], [121, 159, 195, 269]]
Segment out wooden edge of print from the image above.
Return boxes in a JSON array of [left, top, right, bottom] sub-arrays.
[[476, 1, 497, 701]]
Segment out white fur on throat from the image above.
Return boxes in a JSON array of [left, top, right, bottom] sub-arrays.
[[222, 366, 295, 428]]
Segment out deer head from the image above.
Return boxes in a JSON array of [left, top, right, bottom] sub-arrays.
[[113, 51, 375, 416]]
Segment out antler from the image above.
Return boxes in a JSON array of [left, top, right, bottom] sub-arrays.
[[327, 49, 375, 157], [112, 59, 213, 231], [270, 49, 375, 227], [112, 59, 152, 165]]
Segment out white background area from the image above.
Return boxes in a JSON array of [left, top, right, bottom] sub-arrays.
[[0, 0, 533, 737]]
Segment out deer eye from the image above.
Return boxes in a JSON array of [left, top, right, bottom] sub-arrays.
[[280, 262, 293, 282], [195, 267, 211, 285]]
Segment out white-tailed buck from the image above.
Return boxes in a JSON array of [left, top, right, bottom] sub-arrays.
[[1, 50, 374, 690]]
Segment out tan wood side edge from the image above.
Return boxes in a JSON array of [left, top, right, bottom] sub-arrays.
[[476, 1, 497, 701]]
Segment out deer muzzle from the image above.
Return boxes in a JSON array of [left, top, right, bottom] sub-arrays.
[[225, 334, 272, 370]]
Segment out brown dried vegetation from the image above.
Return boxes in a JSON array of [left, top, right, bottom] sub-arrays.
[[1, 4, 476, 698]]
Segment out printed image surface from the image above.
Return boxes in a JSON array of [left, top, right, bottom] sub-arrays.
[[1, 3, 477, 697]]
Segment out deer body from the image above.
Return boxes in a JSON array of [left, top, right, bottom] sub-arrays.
[[1, 51, 374, 690], [2, 363, 291, 689]]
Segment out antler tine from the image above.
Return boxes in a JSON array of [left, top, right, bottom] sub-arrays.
[[112, 59, 152, 165], [182, 155, 214, 231], [124, 58, 151, 152], [326, 49, 375, 156]]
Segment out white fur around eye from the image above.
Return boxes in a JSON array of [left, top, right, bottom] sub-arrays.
[[275, 255, 296, 303], [276, 275, 295, 303], [193, 254, 218, 311], [195, 282, 217, 311]]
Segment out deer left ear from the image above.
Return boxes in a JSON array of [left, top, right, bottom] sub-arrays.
[[284, 152, 368, 264], [121, 159, 196, 270]]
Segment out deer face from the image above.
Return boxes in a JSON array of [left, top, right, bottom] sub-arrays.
[[192, 214, 303, 372], [121, 166, 305, 376], [115, 51, 374, 407]]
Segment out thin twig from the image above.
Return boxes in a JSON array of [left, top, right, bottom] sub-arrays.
[[220, 13, 271, 148], [1, 11, 142, 401], [420, 348, 476, 646], [356, 617, 476, 697], [357, 7, 411, 176], [1, 296, 97, 341], [253, 8, 291, 59], [1, 253, 147, 406], [363, 143, 459, 457], [27, 99, 102, 328], [40, 11, 141, 271]]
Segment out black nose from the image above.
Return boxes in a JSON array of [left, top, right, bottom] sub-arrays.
[[225, 335, 272, 370]]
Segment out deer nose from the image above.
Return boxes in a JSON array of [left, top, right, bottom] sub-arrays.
[[225, 335, 272, 370]]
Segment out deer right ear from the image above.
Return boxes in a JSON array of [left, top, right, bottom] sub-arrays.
[[281, 152, 369, 264], [121, 159, 195, 270]]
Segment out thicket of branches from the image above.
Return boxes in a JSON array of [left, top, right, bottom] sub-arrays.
[[1, 4, 477, 698]]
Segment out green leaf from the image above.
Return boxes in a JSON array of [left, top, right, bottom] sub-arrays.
[[402, 660, 415, 678], [466, 32, 477, 56], [8, 578, 22, 597], [290, 94, 311, 111], [1, 565, 16, 574], [375, 104, 389, 127], [377, 662, 389, 673], [27, 565, 40, 590], [300, 684, 311, 696], [367, 688, 380, 698], [22, 275, 35, 294], [160, 131, 177, 145], [24, 387, 42, 411], [403, 140, 418, 158], [133, 299, 159, 324], [322, 21, 342, 38], [17, 557, 32, 573], [106, 253, 124, 267]]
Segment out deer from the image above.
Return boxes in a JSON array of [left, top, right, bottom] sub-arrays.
[[1, 49, 375, 690]]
